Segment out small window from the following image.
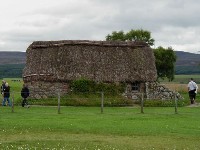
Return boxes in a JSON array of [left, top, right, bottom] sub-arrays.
[[131, 82, 139, 91]]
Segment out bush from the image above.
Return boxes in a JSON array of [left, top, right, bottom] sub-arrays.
[[70, 78, 96, 93], [70, 78, 126, 95]]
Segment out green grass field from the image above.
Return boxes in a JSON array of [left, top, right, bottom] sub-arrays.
[[1, 77, 200, 149], [160, 74, 200, 84], [174, 75, 200, 84], [1, 106, 200, 149]]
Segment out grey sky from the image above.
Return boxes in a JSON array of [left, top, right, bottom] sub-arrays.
[[0, 0, 200, 53]]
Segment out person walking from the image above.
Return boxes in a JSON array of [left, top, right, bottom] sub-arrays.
[[21, 84, 30, 107], [188, 78, 198, 104], [2, 82, 11, 106]]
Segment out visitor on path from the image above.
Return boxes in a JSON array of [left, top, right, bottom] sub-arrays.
[[2, 82, 11, 106], [187, 78, 198, 104], [21, 84, 30, 108]]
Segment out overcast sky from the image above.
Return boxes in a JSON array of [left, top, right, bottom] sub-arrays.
[[0, 0, 200, 53]]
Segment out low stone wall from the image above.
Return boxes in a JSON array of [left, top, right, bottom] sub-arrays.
[[145, 82, 183, 100], [26, 81, 69, 99], [123, 82, 183, 100], [25, 80, 182, 100]]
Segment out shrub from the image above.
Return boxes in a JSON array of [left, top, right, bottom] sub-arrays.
[[70, 78, 126, 95], [70, 78, 96, 93]]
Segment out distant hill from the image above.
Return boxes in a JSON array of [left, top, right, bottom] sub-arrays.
[[0, 51, 26, 64], [175, 51, 200, 66], [175, 51, 200, 74], [0, 52, 26, 79], [0, 51, 199, 78], [1, 51, 199, 66]]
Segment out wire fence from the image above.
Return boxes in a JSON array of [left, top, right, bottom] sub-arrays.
[[1, 91, 180, 114]]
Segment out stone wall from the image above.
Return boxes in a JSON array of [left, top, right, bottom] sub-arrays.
[[26, 81, 69, 99], [145, 82, 182, 100], [25, 79, 183, 100], [124, 82, 183, 100]]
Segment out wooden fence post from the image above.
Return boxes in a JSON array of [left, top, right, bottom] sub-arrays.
[[174, 93, 178, 114], [141, 93, 144, 114], [58, 91, 61, 114]]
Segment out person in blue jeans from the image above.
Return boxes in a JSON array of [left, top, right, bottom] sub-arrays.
[[2, 82, 11, 106]]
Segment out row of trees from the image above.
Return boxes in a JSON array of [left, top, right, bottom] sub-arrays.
[[0, 64, 24, 79], [105, 29, 177, 81]]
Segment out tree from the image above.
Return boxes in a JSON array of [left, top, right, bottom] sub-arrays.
[[106, 29, 155, 46], [106, 31, 126, 41], [154, 46, 177, 81], [125, 29, 155, 46]]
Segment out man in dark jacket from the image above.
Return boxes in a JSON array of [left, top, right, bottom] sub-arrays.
[[2, 82, 11, 106], [21, 84, 30, 107]]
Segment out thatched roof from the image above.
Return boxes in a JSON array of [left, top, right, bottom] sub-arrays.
[[23, 40, 157, 82]]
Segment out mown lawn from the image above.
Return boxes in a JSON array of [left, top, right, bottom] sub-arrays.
[[0, 106, 200, 149]]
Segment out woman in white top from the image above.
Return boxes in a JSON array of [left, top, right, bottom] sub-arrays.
[[187, 78, 198, 104]]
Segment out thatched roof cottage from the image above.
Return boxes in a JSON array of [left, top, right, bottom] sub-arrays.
[[23, 40, 157, 99]]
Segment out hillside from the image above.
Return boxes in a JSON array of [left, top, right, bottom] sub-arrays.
[[1, 51, 199, 66], [0, 51, 26, 64], [175, 51, 200, 74], [0, 51, 200, 78], [175, 51, 200, 66], [0, 52, 26, 79]]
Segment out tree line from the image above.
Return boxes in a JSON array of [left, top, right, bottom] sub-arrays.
[[0, 64, 24, 79]]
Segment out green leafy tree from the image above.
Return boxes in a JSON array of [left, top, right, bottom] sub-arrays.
[[125, 29, 155, 46], [154, 46, 177, 81], [106, 31, 126, 41], [106, 29, 154, 46]]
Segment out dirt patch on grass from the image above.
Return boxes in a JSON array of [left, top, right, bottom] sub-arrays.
[[186, 103, 200, 107]]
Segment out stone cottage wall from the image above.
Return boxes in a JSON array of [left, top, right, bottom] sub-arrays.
[[145, 82, 182, 100], [124, 82, 183, 100], [26, 81, 69, 99], [25, 80, 183, 100], [23, 74, 69, 99], [23, 40, 158, 99]]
